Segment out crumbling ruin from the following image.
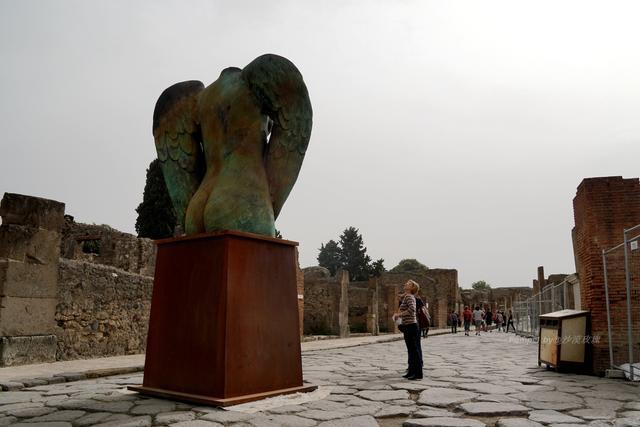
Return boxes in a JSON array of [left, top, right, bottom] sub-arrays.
[[0, 193, 156, 365]]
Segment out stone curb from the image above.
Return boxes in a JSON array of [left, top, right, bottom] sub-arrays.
[[302, 330, 451, 350], [358, 330, 450, 345], [0, 365, 144, 391], [301, 335, 405, 352]]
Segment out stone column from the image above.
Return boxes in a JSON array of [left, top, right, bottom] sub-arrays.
[[337, 270, 350, 338], [435, 299, 445, 329], [386, 285, 398, 333], [295, 251, 304, 337], [537, 266, 545, 317], [0, 193, 65, 366], [536, 266, 545, 293], [367, 278, 379, 335]]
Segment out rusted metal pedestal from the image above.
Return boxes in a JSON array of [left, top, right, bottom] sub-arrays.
[[129, 230, 315, 406]]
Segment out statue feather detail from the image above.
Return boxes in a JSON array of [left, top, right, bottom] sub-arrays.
[[152, 80, 205, 232], [242, 54, 313, 219]]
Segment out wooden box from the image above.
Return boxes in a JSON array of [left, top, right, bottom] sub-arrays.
[[539, 309, 591, 373]]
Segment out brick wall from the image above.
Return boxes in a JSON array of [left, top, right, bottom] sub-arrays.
[[573, 176, 640, 374]]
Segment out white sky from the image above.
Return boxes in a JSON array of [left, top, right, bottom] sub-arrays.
[[2, 1, 639, 288]]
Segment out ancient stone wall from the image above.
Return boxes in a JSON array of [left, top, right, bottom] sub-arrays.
[[0, 193, 65, 366], [459, 288, 489, 310], [423, 269, 459, 326], [375, 270, 458, 331], [296, 250, 304, 336], [304, 268, 459, 335], [56, 259, 153, 360], [302, 268, 341, 335], [0, 192, 311, 364], [60, 219, 156, 276], [460, 286, 532, 313], [297, 273, 304, 334], [533, 268, 569, 296], [348, 282, 371, 333], [573, 176, 640, 374]]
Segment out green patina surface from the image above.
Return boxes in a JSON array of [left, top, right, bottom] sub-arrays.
[[152, 54, 312, 237]]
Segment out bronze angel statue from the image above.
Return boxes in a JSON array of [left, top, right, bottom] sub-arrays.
[[152, 54, 312, 237]]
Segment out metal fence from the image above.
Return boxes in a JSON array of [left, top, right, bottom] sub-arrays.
[[511, 225, 640, 379], [513, 276, 579, 338], [602, 224, 640, 380]]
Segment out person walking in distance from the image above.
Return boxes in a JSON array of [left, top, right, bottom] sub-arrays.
[[506, 309, 515, 332], [422, 305, 431, 338], [393, 280, 423, 380], [450, 311, 458, 334], [462, 306, 472, 336], [495, 310, 504, 332], [472, 306, 484, 336], [485, 309, 493, 332]]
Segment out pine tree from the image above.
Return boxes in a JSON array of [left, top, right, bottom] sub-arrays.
[[471, 280, 491, 290], [318, 239, 342, 275], [135, 159, 177, 239], [317, 227, 379, 280], [339, 227, 372, 281], [370, 258, 386, 277], [390, 258, 429, 275]]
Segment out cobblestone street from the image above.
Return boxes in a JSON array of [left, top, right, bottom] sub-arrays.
[[0, 332, 639, 426]]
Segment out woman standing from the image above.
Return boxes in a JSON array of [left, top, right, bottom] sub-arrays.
[[393, 280, 423, 380]]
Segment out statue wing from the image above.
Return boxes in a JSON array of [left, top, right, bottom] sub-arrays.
[[242, 54, 313, 220], [152, 80, 205, 232]]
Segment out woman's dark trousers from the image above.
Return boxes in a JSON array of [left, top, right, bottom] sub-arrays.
[[402, 323, 422, 377], [416, 324, 423, 368]]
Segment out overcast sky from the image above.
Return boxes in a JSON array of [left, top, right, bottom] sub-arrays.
[[2, 1, 639, 288]]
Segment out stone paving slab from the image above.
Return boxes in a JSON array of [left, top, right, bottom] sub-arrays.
[[496, 419, 543, 427], [403, 417, 486, 427], [417, 388, 478, 407], [459, 402, 529, 416], [356, 390, 410, 401], [528, 409, 584, 423], [569, 407, 617, 420], [317, 415, 378, 426], [614, 419, 640, 427]]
